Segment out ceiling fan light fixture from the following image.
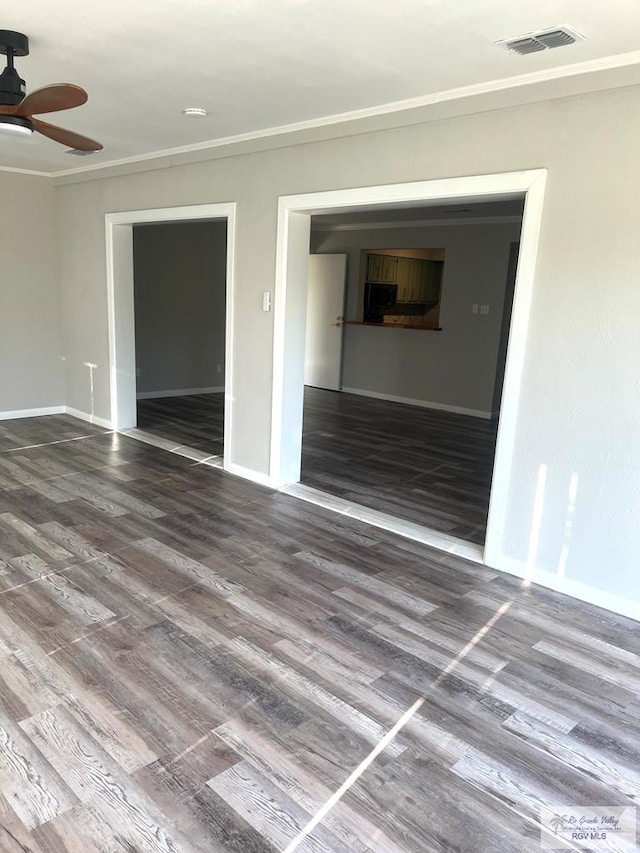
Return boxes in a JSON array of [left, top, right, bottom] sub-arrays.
[[0, 114, 33, 136], [0, 30, 102, 151]]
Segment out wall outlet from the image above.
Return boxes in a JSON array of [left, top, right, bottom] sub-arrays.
[[480, 304, 490, 315], [216, 364, 222, 374], [472, 304, 479, 314]]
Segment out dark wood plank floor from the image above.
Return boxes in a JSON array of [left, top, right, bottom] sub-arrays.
[[137, 393, 225, 456], [0, 413, 638, 852], [302, 388, 497, 545], [137, 389, 496, 545]]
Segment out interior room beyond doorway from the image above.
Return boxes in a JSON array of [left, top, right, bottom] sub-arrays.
[[132, 219, 227, 459], [301, 198, 524, 546]]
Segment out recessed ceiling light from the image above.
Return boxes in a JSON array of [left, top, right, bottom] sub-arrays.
[[182, 107, 207, 118]]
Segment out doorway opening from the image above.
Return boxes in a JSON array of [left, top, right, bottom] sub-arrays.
[[105, 203, 236, 469], [133, 220, 227, 460], [270, 172, 546, 568], [300, 203, 522, 547]]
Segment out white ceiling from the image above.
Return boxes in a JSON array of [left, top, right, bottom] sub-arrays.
[[1, 0, 640, 174]]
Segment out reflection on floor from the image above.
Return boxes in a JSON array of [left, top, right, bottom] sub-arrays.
[[137, 393, 224, 457], [0, 413, 638, 852], [302, 388, 498, 545], [137, 389, 497, 545]]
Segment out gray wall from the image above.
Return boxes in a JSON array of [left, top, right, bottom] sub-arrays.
[[311, 221, 521, 415], [0, 172, 63, 414], [133, 220, 227, 396], [53, 78, 640, 613]]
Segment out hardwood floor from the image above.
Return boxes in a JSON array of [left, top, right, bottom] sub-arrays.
[[137, 389, 496, 545], [0, 413, 638, 852], [137, 393, 224, 457], [302, 388, 497, 545]]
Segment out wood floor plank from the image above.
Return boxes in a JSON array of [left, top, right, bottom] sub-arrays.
[[20, 704, 197, 852], [208, 760, 345, 853], [0, 710, 77, 830], [0, 414, 636, 851]]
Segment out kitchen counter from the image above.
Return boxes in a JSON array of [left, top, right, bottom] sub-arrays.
[[346, 320, 442, 331]]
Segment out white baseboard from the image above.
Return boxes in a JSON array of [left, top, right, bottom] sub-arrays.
[[340, 387, 493, 419], [0, 405, 65, 421], [65, 407, 113, 430], [136, 386, 224, 400], [493, 555, 640, 623], [224, 461, 274, 489], [282, 482, 484, 563]]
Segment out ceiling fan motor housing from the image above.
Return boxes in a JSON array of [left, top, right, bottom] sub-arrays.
[[0, 30, 29, 106]]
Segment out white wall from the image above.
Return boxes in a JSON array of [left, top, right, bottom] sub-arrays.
[[53, 80, 640, 616], [0, 172, 63, 415], [311, 221, 521, 415], [133, 220, 226, 396]]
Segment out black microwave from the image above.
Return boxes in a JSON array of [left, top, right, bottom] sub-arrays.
[[364, 282, 398, 322]]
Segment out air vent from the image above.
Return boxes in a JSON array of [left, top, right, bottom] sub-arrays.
[[536, 29, 579, 49], [498, 27, 584, 55], [65, 148, 98, 156], [506, 37, 546, 56]]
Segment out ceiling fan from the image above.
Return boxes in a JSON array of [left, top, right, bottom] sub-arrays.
[[0, 29, 102, 152]]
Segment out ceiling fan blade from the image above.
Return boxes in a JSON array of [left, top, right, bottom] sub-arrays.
[[15, 84, 88, 117], [32, 118, 102, 151]]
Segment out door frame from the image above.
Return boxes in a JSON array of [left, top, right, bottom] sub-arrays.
[[269, 170, 547, 568], [105, 202, 236, 466]]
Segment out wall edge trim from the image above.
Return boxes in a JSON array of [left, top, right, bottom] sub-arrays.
[[340, 386, 493, 419], [225, 462, 274, 489], [136, 386, 224, 400], [0, 406, 65, 420], [65, 407, 113, 430], [492, 555, 640, 623]]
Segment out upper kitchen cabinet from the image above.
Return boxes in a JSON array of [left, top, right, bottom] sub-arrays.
[[396, 257, 412, 301], [365, 253, 444, 303], [360, 248, 445, 330], [367, 254, 397, 283]]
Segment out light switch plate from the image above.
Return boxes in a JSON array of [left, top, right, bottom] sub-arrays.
[[262, 291, 272, 312]]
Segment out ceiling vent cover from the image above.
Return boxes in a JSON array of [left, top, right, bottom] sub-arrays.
[[498, 27, 584, 55]]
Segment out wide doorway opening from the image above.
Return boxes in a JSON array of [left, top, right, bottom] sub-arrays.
[[106, 203, 235, 468], [301, 201, 523, 546], [270, 173, 546, 566]]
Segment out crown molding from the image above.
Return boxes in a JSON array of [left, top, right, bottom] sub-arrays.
[[4, 48, 640, 181], [312, 215, 522, 232], [0, 165, 53, 177]]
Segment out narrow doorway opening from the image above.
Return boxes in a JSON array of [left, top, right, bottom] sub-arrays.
[[105, 203, 236, 470], [132, 220, 227, 462], [271, 170, 546, 568]]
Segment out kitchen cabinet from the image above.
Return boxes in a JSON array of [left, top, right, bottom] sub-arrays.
[[364, 253, 443, 304], [423, 260, 444, 302], [366, 254, 381, 282], [395, 257, 412, 301], [380, 255, 397, 282], [408, 259, 424, 302], [367, 254, 397, 283]]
